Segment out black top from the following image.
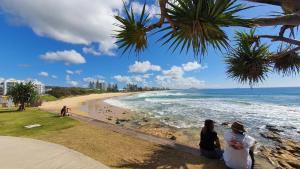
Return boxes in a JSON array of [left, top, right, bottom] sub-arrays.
[[200, 130, 218, 151]]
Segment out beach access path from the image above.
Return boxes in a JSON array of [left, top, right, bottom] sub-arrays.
[[0, 136, 109, 169]]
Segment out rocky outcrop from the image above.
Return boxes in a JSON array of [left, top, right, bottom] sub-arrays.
[[258, 134, 300, 169]]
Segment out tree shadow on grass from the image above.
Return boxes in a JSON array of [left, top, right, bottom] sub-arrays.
[[114, 144, 226, 169], [0, 109, 18, 114]]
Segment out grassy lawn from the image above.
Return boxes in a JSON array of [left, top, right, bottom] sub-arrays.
[[0, 108, 78, 137], [40, 95, 58, 102]]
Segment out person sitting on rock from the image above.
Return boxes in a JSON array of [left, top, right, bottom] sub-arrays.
[[199, 119, 223, 159], [223, 121, 256, 169]]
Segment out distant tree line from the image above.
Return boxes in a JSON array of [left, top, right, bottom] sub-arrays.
[[46, 87, 103, 98]]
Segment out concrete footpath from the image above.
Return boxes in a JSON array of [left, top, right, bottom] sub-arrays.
[[0, 136, 109, 169]]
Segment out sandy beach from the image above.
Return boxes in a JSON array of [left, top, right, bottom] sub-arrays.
[[40, 92, 135, 117]]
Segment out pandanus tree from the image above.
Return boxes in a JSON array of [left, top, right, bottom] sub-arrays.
[[7, 82, 38, 111], [114, 0, 300, 86]]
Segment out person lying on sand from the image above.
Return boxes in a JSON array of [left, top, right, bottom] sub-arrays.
[[199, 119, 223, 159], [223, 121, 256, 169]]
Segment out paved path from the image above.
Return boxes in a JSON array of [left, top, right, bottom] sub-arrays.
[[0, 136, 109, 169]]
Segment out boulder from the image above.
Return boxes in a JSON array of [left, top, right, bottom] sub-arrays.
[[266, 125, 284, 133], [221, 122, 230, 126], [260, 132, 282, 142]]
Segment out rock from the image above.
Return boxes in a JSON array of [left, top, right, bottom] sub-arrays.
[[142, 118, 149, 122], [221, 122, 230, 126], [115, 118, 130, 125], [122, 111, 126, 114], [266, 125, 284, 133], [169, 135, 176, 140], [297, 131, 300, 134], [260, 132, 282, 142], [282, 126, 296, 130], [107, 116, 112, 121], [278, 160, 293, 169], [164, 117, 170, 121], [287, 160, 300, 168], [258, 138, 300, 169]]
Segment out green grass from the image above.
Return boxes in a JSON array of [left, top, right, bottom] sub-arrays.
[[0, 108, 79, 137], [40, 95, 58, 102]]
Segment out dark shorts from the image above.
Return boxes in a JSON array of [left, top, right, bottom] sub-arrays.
[[200, 148, 223, 159]]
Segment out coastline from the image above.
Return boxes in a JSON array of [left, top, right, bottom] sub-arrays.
[[40, 92, 300, 169], [96, 94, 300, 169]]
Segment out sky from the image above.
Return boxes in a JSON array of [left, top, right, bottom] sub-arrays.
[[0, 0, 299, 89]]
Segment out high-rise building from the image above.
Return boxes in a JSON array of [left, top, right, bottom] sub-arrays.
[[0, 79, 45, 96]]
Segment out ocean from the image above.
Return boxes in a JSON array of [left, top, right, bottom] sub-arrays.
[[104, 87, 300, 142]]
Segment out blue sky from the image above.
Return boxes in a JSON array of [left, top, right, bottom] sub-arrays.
[[0, 0, 299, 89]]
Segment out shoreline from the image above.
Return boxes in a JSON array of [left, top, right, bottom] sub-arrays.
[[96, 95, 300, 169], [39, 92, 137, 117], [40, 92, 300, 169]]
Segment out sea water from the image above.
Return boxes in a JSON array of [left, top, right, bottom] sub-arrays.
[[104, 87, 300, 142]]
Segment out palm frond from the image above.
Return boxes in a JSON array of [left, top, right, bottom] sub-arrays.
[[114, 2, 150, 55], [159, 0, 251, 57], [272, 48, 300, 76], [226, 30, 271, 86]]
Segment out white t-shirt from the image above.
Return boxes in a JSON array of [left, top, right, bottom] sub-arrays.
[[223, 131, 256, 169]]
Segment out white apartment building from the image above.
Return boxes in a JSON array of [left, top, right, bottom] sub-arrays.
[[0, 79, 45, 96]]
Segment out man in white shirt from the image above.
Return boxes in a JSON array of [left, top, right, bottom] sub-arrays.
[[223, 121, 256, 169]]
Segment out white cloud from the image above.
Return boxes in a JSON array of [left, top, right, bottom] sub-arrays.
[[67, 80, 79, 87], [83, 77, 105, 83], [65, 75, 79, 87], [155, 62, 207, 89], [129, 61, 161, 73], [182, 61, 205, 71], [162, 66, 184, 79], [51, 75, 58, 79], [41, 50, 86, 65], [0, 0, 124, 55], [131, 2, 160, 18], [156, 76, 205, 89], [113, 75, 146, 84], [83, 77, 96, 83], [66, 69, 82, 75], [66, 70, 74, 74], [113, 75, 131, 84], [83, 47, 102, 56], [38, 71, 49, 77], [74, 70, 82, 75]]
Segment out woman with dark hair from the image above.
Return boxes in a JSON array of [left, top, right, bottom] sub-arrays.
[[199, 119, 223, 159]]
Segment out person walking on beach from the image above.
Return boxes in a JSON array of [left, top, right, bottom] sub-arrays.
[[199, 119, 223, 159], [223, 121, 256, 169]]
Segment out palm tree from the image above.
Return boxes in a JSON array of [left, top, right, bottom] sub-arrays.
[[114, 0, 300, 85], [7, 82, 38, 111]]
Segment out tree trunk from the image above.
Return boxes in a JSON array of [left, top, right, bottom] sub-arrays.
[[18, 103, 25, 111]]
